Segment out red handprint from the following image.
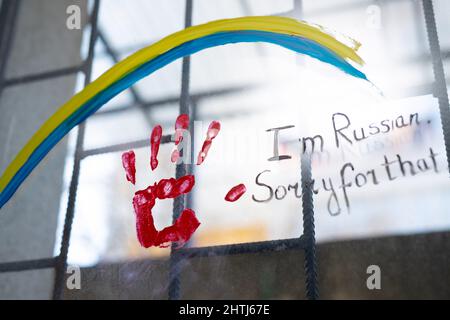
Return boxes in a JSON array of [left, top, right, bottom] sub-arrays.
[[122, 114, 246, 248]]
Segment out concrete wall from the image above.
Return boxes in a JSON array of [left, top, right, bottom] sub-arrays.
[[0, 0, 87, 299]]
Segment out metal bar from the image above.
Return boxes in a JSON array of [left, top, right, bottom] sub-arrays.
[[97, 29, 154, 127], [97, 30, 144, 106], [272, 0, 302, 18], [0, 238, 304, 272], [81, 135, 172, 158], [3, 65, 84, 87], [94, 85, 251, 117], [181, 99, 197, 250], [290, 0, 319, 300], [177, 237, 306, 259], [422, 0, 450, 174], [185, 99, 197, 211], [301, 152, 319, 300], [52, 0, 100, 300], [0, 258, 57, 273], [292, 0, 303, 18], [169, 0, 193, 301], [0, 0, 21, 86], [96, 40, 158, 58]]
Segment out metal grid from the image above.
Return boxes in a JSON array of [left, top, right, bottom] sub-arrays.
[[0, 0, 448, 301]]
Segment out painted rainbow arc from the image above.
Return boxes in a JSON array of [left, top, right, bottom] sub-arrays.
[[0, 16, 368, 209]]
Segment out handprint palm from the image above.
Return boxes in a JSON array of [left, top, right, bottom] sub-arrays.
[[121, 114, 244, 248]]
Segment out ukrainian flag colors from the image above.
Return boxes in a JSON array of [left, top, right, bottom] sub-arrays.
[[0, 16, 367, 209]]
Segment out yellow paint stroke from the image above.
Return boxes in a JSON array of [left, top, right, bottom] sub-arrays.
[[0, 16, 364, 194]]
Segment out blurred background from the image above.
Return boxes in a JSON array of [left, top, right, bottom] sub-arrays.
[[0, 0, 449, 299]]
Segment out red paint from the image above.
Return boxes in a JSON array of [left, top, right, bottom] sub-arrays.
[[133, 187, 157, 247], [225, 183, 246, 202], [121, 151, 136, 184], [155, 175, 195, 199], [156, 209, 200, 248], [197, 121, 221, 165], [171, 148, 180, 163], [150, 125, 162, 171], [174, 113, 189, 145], [172, 114, 190, 163], [206, 120, 221, 139], [132, 175, 198, 248], [123, 116, 225, 249]]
